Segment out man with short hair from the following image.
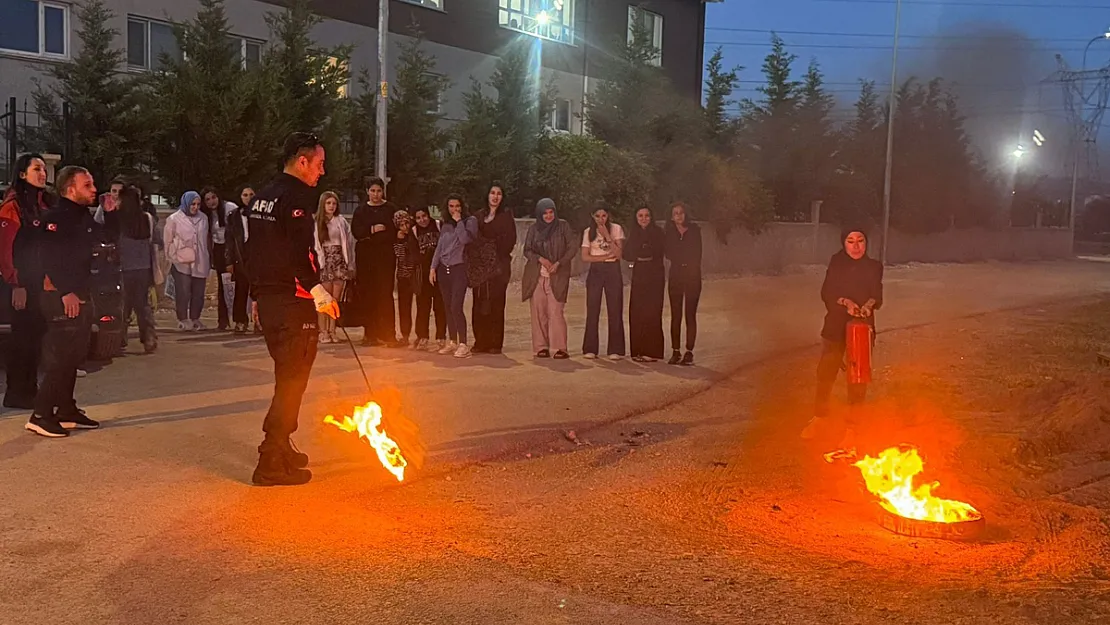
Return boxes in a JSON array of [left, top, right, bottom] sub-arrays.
[[247, 132, 339, 486], [25, 166, 101, 438]]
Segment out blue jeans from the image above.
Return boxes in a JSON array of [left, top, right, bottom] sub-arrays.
[[437, 263, 468, 344], [172, 267, 206, 322], [583, 262, 625, 356]]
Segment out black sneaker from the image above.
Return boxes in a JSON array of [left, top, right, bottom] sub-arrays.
[[668, 350, 682, 365], [252, 448, 312, 486], [25, 414, 69, 438], [3, 394, 36, 410], [58, 409, 100, 430], [682, 351, 695, 366]]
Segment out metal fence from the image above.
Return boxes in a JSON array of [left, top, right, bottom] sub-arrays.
[[0, 96, 72, 186]]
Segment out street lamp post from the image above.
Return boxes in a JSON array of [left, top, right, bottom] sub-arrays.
[[375, 0, 390, 184], [879, 0, 903, 265], [1069, 31, 1110, 235]]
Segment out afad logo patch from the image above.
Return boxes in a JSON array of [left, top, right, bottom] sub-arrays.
[[46, 223, 57, 232], [292, 209, 305, 218]]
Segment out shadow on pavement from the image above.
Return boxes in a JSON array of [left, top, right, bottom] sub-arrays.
[[101, 397, 271, 429]]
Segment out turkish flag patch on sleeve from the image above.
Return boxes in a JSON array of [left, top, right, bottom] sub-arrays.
[[46, 223, 57, 232], [292, 209, 305, 218]]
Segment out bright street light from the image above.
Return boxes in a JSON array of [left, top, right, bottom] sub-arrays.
[[1013, 145, 1027, 158], [536, 10, 550, 25]]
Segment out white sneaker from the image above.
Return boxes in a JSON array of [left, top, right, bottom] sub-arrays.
[[177, 320, 191, 331], [413, 338, 428, 350], [318, 332, 328, 344], [454, 343, 472, 359], [431, 340, 446, 353], [76, 369, 87, 378], [608, 354, 623, 361], [192, 320, 206, 332], [438, 340, 457, 355], [584, 353, 598, 360]]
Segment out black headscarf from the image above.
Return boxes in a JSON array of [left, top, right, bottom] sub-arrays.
[[840, 225, 868, 254]]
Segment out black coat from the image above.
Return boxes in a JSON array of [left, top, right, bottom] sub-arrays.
[[819, 250, 884, 342], [246, 173, 320, 299], [225, 206, 249, 270], [40, 197, 98, 300]]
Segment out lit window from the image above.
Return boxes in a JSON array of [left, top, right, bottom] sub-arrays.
[[127, 17, 180, 70], [549, 98, 572, 132], [399, 0, 443, 8], [424, 73, 445, 114], [226, 35, 264, 69], [0, 0, 68, 57], [498, 0, 575, 46], [324, 56, 349, 98], [627, 6, 663, 66]]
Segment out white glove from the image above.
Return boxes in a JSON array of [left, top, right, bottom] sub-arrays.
[[310, 284, 339, 318]]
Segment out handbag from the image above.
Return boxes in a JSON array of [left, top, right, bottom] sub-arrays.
[[465, 235, 502, 288]]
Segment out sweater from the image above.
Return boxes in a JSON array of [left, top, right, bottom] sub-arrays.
[[431, 216, 478, 270], [819, 250, 884, 342]]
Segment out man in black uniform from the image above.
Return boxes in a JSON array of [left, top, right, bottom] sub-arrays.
[[248, 132, 339, 486], [25, 166, 102, 438]]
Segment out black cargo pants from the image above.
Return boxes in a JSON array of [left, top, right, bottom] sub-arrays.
[[257, 294, 318, 449]]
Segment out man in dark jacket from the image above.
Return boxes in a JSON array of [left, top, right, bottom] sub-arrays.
[[247, 132, 338, 486], [25, 166, 102, 438]]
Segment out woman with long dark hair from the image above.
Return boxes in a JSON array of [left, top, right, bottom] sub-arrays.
[[580, 203, 626, 360], [314, 191, 354, 344], [201, 187, 235, 331], [413, 207, 447, 351], [430, 193, 478, 359], [352, 177, 401, 347], [625, 206, 666, 362], [664, 202, 702, 366], [471, 181, 516, 354], [225, 184, 255, 333], [116, 185, 161, 353], [0, 153, 50, 408]]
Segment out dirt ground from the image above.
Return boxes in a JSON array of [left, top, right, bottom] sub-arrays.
[[5, 262, 1110, 624]]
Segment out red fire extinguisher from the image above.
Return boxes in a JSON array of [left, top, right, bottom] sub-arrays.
[[844, 318, 873, 385]]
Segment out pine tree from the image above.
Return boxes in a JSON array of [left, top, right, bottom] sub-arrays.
[[703, 47, 741, 154], [386, 33, 450, 210], [27, 0, 143, 184], [792, 59, 837, 218]]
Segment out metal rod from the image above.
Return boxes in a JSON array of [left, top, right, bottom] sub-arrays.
[[340, 326, 374, 397], [880, 0, 902, 265], [375, 0, 389, 184]]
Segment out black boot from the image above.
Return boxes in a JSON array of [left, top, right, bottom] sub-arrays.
[[282, 438, 310, 469], [252, 446, 312, 486]]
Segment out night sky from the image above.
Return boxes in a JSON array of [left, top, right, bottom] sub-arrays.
[[704, 0, 1110, 170]]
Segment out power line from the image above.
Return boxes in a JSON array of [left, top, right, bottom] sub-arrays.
[[705, 27, 1096, 42], [777, 0, 1110, 8]]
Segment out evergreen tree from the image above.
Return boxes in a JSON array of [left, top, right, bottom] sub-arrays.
[[386, 32, 451, 210], [703, 47, 741, 154], [792, 59, 837, 218], [27, 0, 143, 184]]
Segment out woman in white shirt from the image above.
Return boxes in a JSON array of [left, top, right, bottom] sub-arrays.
[[314, 191, 354, 343], [580, 203, 626, 360], [164, 191, 211, 331]]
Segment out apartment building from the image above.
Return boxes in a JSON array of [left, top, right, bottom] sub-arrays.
[[1, 0, 708, 135]]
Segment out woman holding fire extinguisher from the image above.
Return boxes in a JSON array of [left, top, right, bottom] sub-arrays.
[[801, 226, 883, 440]]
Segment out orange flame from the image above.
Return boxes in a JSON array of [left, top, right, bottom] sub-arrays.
[[852, 446, 981, 523], [324, 402, 407, 481]]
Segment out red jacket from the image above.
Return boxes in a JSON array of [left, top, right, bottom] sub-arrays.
[[0, 186, 50, 288]]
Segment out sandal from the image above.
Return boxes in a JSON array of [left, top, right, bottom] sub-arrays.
[[553, 350, 569, 360], [536, 349, 551, 358]]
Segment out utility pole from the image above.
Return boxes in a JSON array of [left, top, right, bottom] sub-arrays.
[[879, 0, 902, 265], [375, 0, 389, 184]]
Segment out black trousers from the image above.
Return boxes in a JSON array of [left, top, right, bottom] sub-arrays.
[[472, 276, 509, 350], [397, 277, 416, 340], [5, 294, 45, 401], [257, 295, 318, 447], [35, 294, 90, 418], [213, 243, 229, 328], [415, 271, 446, 341], [232, 265, 250, 325], [814, 339, 867, 418], [583, 263, 625, 356], [668, 270, 702, 352], [121, 269, 157, 345], [359, 257, 396, 342]]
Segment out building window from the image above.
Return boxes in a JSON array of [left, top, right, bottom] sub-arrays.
[[627, 6, 663, 66], [399, 0, 443, 8], [549, 98, 572, 132], [127, 17, 180, 70], [227, 35, 264, 69], [424, 74, 445, 114], [323, 56, 349, 98], [498, 0, 575, 46], [0, 0, 68, 57]]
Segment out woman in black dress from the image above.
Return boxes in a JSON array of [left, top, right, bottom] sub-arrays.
[[471, 182, 517, 354], [352, 177, 401, 347], [624, 206, 665, 362]]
